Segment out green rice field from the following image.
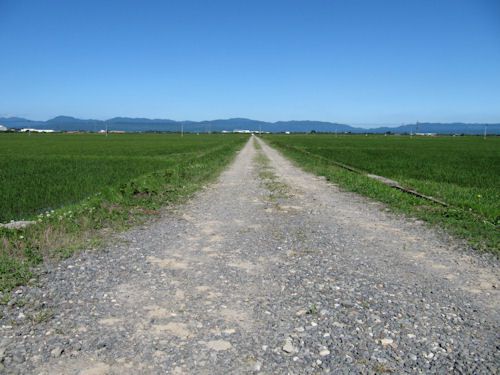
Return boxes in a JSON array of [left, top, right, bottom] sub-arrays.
[[0, 133, 246, 222], [264, 134, 500, 253]]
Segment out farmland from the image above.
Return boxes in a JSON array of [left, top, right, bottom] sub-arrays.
[[0, 133, 246, 222], [0, 133, 247, 290], [264, 134, 500, 253]]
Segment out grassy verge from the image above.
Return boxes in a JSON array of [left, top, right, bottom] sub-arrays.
[[253, 138, 289, 202], [262, 136, 499, 255], [0, 137, 247, 291]]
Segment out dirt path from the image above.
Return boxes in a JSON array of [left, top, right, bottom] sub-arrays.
[[1, 137, 498, 374]]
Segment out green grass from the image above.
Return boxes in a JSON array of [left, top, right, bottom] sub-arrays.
[[263, 134, 499, 253], [0, 133, 246, 222], [253, 140, 289, 202], [0, 133, 248, 291]]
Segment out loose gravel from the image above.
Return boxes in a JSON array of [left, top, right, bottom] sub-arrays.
[[0, 136, 498, 374]]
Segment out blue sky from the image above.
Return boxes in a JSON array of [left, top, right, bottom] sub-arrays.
[[0, 0, 499, 125]]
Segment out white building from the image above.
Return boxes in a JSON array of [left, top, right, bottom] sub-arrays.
[[20, 128, 55, 133], [0, 125, 7, 132]]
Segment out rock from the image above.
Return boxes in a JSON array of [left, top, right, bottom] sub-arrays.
[[96, 341, 108, 349], [319, 349, 330, 356], [253, 361, 262, 371], [380, 338, 393, 346], [12, 352, 25, 363], [282, 337, 296, 354], [340, 301, 354, 308], [51, 347, 64, 358]]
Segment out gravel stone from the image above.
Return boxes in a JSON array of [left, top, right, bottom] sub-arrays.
[[50, 347, 64, 358], [282, 337, 296, 354]]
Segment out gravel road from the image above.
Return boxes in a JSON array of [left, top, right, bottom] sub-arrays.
[[1, 136, 498, 374]]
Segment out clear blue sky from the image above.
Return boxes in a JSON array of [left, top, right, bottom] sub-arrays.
[[1, 0, 499, 125]]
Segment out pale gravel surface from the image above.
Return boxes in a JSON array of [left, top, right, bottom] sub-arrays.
[[1, 136, 498, 374]]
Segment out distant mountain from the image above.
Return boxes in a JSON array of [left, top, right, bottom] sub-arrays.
[[43, 116, 101, 131], [273, 121, 358, 133], [0, 117, 45, 129], [372, 122, 500, 135], [107, 117, 177, 124], [0, 116, 33, 123], [0, 116, 498, 135], [47, 116, 88, 123]]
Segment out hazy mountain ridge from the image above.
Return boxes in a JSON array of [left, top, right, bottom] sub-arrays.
[[0, 117, 498, 134]]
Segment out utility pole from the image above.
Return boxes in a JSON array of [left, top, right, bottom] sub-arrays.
[[181, 123, 184, 137], [484, 124, 487, 139]]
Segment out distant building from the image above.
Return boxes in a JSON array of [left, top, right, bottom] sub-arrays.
[[20, 128, 55, 133], [415, 133, 437, 136], [0, 125, 7, 132], [233, 129, 251, 134]]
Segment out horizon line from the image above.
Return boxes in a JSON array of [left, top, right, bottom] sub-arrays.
[[1, 115, 500, 128]]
